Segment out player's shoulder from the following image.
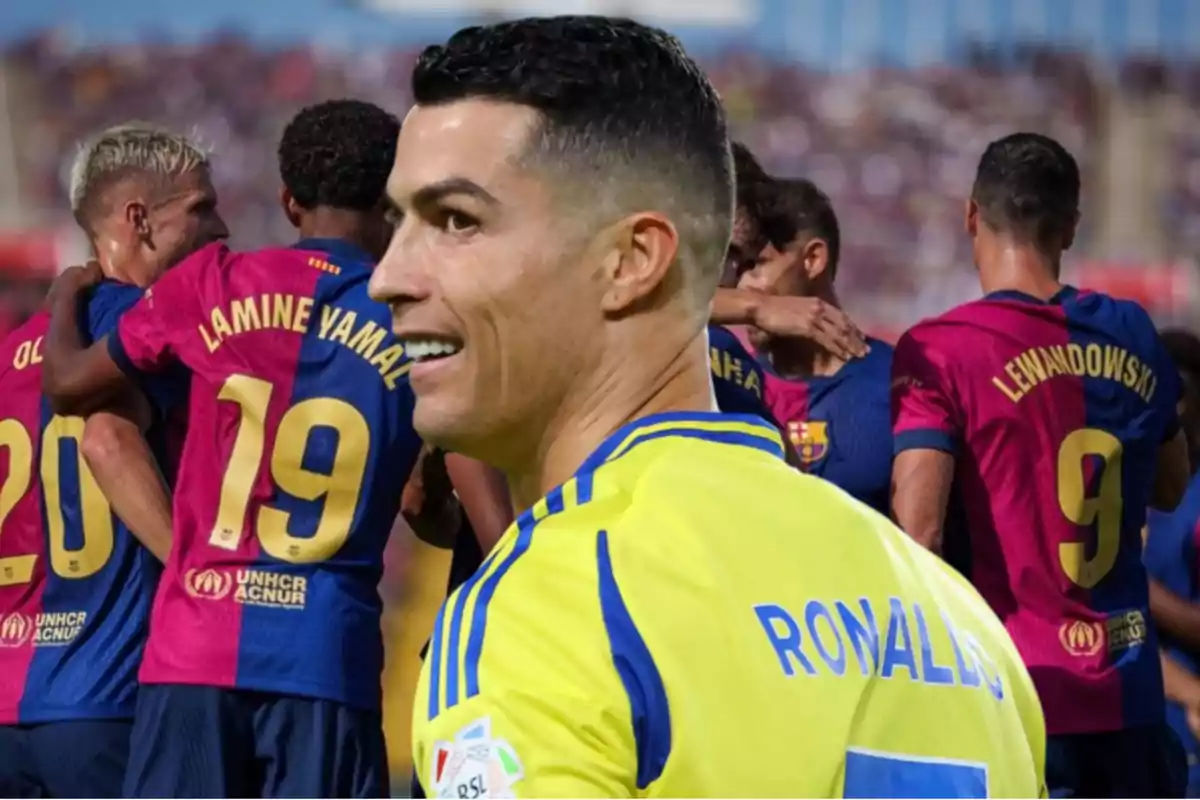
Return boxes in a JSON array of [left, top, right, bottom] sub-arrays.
[[1066, 287, 1161, 343], [86, 280, 144, 337]]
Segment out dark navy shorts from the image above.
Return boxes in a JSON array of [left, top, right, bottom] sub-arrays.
[[0, 718, 131, 797], [1046, 723, 1187, 798], [123, 684, 388, 798]]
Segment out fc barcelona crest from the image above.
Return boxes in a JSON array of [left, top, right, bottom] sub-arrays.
[[787, 420, 830, 466]]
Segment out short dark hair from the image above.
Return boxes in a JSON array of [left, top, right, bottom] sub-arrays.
[[971, 132, 1080, 250], [758, 178, 841, 279], [278, 99, 400, 211], [731, 140, 770, 215], [412, 16, 733, 302]]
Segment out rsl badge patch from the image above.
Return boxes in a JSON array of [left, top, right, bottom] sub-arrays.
[[787, 420, 830, 466], [430, 716, 524, 799]]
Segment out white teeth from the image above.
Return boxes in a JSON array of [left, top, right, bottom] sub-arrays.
[[403, 339, 462, 362]]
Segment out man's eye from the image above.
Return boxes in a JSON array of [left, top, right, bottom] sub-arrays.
[[384, 206, 405, 226], [443, 210, 479, 235]]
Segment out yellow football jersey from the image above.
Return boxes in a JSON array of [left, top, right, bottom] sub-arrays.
[[413, 412, 1046, 798]]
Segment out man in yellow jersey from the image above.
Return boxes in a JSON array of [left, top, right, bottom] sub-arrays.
[[369, 15, 1047, 798]]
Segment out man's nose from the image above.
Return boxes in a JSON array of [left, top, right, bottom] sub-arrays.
[[368, 234, 430, 308]]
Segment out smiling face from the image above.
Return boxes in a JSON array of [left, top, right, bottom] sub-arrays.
[[369, 99, 605, 462]]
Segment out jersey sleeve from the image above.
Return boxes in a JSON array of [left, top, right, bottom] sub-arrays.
[[413, 528, 638, 798], [891, 324, 962, 455], [107, 242, 220, 377], [87, 282, 189, 419]]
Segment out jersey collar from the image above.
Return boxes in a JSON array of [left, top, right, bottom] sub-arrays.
[[575, 410, 786, 476], [985, 285, 1078, 305], [293, 237, 375, 264]]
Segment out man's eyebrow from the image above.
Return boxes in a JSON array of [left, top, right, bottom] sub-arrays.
[[411, 177, 499, 208]]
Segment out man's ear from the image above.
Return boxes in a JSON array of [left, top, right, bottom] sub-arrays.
[[964, 197, 978, 238], [598, 212, 679, 316], [801, 238, 830, 283], [281, 186, 302, 230], [124, 200, 150, 241]]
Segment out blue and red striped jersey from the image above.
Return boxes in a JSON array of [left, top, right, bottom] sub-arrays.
[[0, 281, 184, 724], [1144, 475, 1200, 761], [708, 324, 770, 419], [107, 238, 422, 711], [891, 286, 1179, 735], [761, 337, 893, 512]]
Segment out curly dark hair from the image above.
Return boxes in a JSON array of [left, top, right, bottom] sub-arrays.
[[411, 16, 733, 298], [278, 99, 400, 211]]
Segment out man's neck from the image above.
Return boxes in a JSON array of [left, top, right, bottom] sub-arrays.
[[979, 242, 1063, 300], [505, 331, 714, 513], [767, 287, 846, 380], [769, 337, 844, 380], [298, 208, 373, 255]]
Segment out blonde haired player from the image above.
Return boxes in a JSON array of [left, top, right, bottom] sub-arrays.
[[371, 16, 1047, 798]]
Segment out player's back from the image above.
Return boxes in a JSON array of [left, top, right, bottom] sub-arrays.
[[0, 291, 164, 725], [417, 413, 1043, 797], [115, 238, 422, 710], [765, 337, 893, 511], [895, 287, 1176, 736]]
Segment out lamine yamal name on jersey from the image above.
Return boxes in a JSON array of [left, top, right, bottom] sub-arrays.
[[195, 292, 410, 390], [755, 597, 1005, 699]]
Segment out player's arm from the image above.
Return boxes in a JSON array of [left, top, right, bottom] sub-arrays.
[[1162, 650, 1200, 708], [80, 391, 173, 562], [445, 452, 513, 554], [1154, 429, 1191, 512], [1149, 581, 1200, 652], [41, 264, 130, 415], [889, 328, 960, 553], [891, 449, 954, 551], [711, 288, 868, 360]]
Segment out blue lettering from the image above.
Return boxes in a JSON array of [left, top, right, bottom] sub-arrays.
[[914, 604, 956, 686], [836, 598, 879, 676], [964, 632, 1004, 700], [805, 600, 847, 676], [881, 598, 918, 680], [944, 613, 981, 689], [754, 604, 816, 677]]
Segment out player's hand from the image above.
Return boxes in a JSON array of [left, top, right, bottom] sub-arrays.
[[752, 295, 869, 360], [46, 261, 103, 308], [401, 445, 461, 548]]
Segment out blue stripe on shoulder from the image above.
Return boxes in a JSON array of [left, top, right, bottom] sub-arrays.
[[426, 602, 447, 721], [461, 500, 544, 701], [596, 529, 671, 789]]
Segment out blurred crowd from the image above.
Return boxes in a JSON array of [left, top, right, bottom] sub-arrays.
[[3, 33, 1199, 329]]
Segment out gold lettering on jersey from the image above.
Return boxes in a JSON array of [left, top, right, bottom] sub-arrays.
[[1059, 610, 1147, 657], [0, 610, 88, 647], [11, 336, 43, 371], [753, 597, 1005, 700], [991, 344, 1157, 405], [317, 306, 410, 390], [197, 295, 408, 390], [184, 567, 308, 610], [233, 569, 308, 609], [709, 346, 762, 398], [198, 293, 317, 353]]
